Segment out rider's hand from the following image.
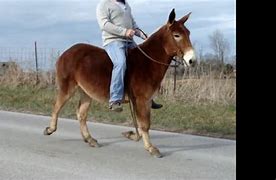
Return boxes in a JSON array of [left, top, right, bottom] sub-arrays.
[[125, 29, 135, 39], [135, 29, 148, 40]]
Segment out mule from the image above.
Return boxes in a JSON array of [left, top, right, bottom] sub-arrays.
[[44, 9, 196, 158]]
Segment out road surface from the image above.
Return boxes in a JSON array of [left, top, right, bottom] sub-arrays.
[[0, 110, 236, 180]]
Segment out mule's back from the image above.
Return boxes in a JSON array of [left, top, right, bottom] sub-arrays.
[[56, 43, 113, 102]]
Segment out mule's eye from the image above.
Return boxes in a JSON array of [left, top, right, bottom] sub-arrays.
[[174, 34, 180, 38]]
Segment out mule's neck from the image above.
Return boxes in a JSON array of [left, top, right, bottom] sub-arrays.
[[126, 27, 175, 95], [140, 27, 173, 62], [138, 27, 174, 77]]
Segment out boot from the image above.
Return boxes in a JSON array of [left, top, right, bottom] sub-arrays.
[[151, 100, 163, 109]]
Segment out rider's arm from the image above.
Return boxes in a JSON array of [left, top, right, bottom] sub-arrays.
[[96, 2, 127, 37]]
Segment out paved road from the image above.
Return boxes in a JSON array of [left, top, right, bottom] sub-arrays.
[[0, 110, 236, 180]]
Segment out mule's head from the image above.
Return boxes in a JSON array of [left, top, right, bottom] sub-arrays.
[[162, 9, 196, 67]]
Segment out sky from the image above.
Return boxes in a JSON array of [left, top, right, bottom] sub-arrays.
[[0, 0, 236, 56]]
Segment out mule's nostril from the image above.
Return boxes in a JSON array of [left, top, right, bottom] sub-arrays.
[[189, 60, 192, 64]]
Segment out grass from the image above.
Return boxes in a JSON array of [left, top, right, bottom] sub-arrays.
[[0, 83, 236, 139], [151, 98, 236, 139], [0, 64, 236, 139]]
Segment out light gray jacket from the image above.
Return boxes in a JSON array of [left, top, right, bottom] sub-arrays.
[[96, 0, 143, 46]]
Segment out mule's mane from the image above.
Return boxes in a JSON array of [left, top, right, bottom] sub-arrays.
[[139, 25, 166, 48], [129, 24, 173, 67], [126, 24, 173, 88]]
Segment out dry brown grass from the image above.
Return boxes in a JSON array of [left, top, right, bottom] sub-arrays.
[[0, 65, 236, 138], [160, 75, 236, 105], [0, 64, 236, 106], [0, 63, 55, 88]]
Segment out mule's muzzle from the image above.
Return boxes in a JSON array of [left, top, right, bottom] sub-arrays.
[[183, 49, 196, 67], [189, 59, 197, 67]]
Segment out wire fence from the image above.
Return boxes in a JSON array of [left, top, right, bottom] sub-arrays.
[[0, 44, 61, 71], [0, 43, 236, 89]]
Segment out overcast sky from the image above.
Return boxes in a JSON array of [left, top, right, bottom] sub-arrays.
[[0, 0, 236, 55]]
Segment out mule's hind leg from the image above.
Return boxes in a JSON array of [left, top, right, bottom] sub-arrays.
[[76, 91, 100, 147], [44, 82, 76, 135], [135, 99, 162, 158]]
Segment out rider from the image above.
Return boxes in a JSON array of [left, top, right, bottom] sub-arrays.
[[96, 0, 162, 112]]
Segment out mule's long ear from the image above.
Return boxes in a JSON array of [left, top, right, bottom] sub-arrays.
[[179, 12, 192, 24], [167, 8, 176, 25]]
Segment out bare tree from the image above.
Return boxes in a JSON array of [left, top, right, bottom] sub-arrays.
[[209, 29, 230, 66], [192, 40, 204, 63]]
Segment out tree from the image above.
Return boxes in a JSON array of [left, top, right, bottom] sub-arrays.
[[209, 30, 230, 67], [192, 41, 204, 63]]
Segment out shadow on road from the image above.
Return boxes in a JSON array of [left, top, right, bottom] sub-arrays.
[[55, 133, 234, 158], [158, 143, 233, 157]]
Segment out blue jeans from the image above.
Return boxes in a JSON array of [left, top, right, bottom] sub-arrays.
[[104, 41, 136, 103]]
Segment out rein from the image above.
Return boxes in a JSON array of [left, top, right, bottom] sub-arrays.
[[133, 41, 171, 66], [133, 29, 189, 67]]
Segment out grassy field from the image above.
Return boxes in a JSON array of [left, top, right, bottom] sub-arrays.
[[0, 79, 236, 139], [0, 64, 236, 139]]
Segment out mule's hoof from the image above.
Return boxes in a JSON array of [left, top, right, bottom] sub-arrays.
[[44, 127, 54, 135], [90, 142, 101, 148], [89, 142, 101, 148], [148, 147, 163, 158], [122, 131, 141, 141], [88, 139, 100, 148], [122, 131, 134, 139], [83, 137, 91, 143], [152, 151, 163, 158]]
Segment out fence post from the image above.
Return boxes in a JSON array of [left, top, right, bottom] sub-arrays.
[[34, 41, 39, 84], [174, 65, 177, 93]]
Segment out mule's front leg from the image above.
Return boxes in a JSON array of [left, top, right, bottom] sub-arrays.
[[140, 130, 162, 158], [136, 99, 163, 158]]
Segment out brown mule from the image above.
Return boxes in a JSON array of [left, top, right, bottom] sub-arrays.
[[44, 9, 196, 158]]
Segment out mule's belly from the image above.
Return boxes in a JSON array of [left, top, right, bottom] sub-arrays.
[[75, 68, 111, 103]]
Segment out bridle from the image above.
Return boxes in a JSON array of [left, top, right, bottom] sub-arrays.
[[133, 29, 189, 67]]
